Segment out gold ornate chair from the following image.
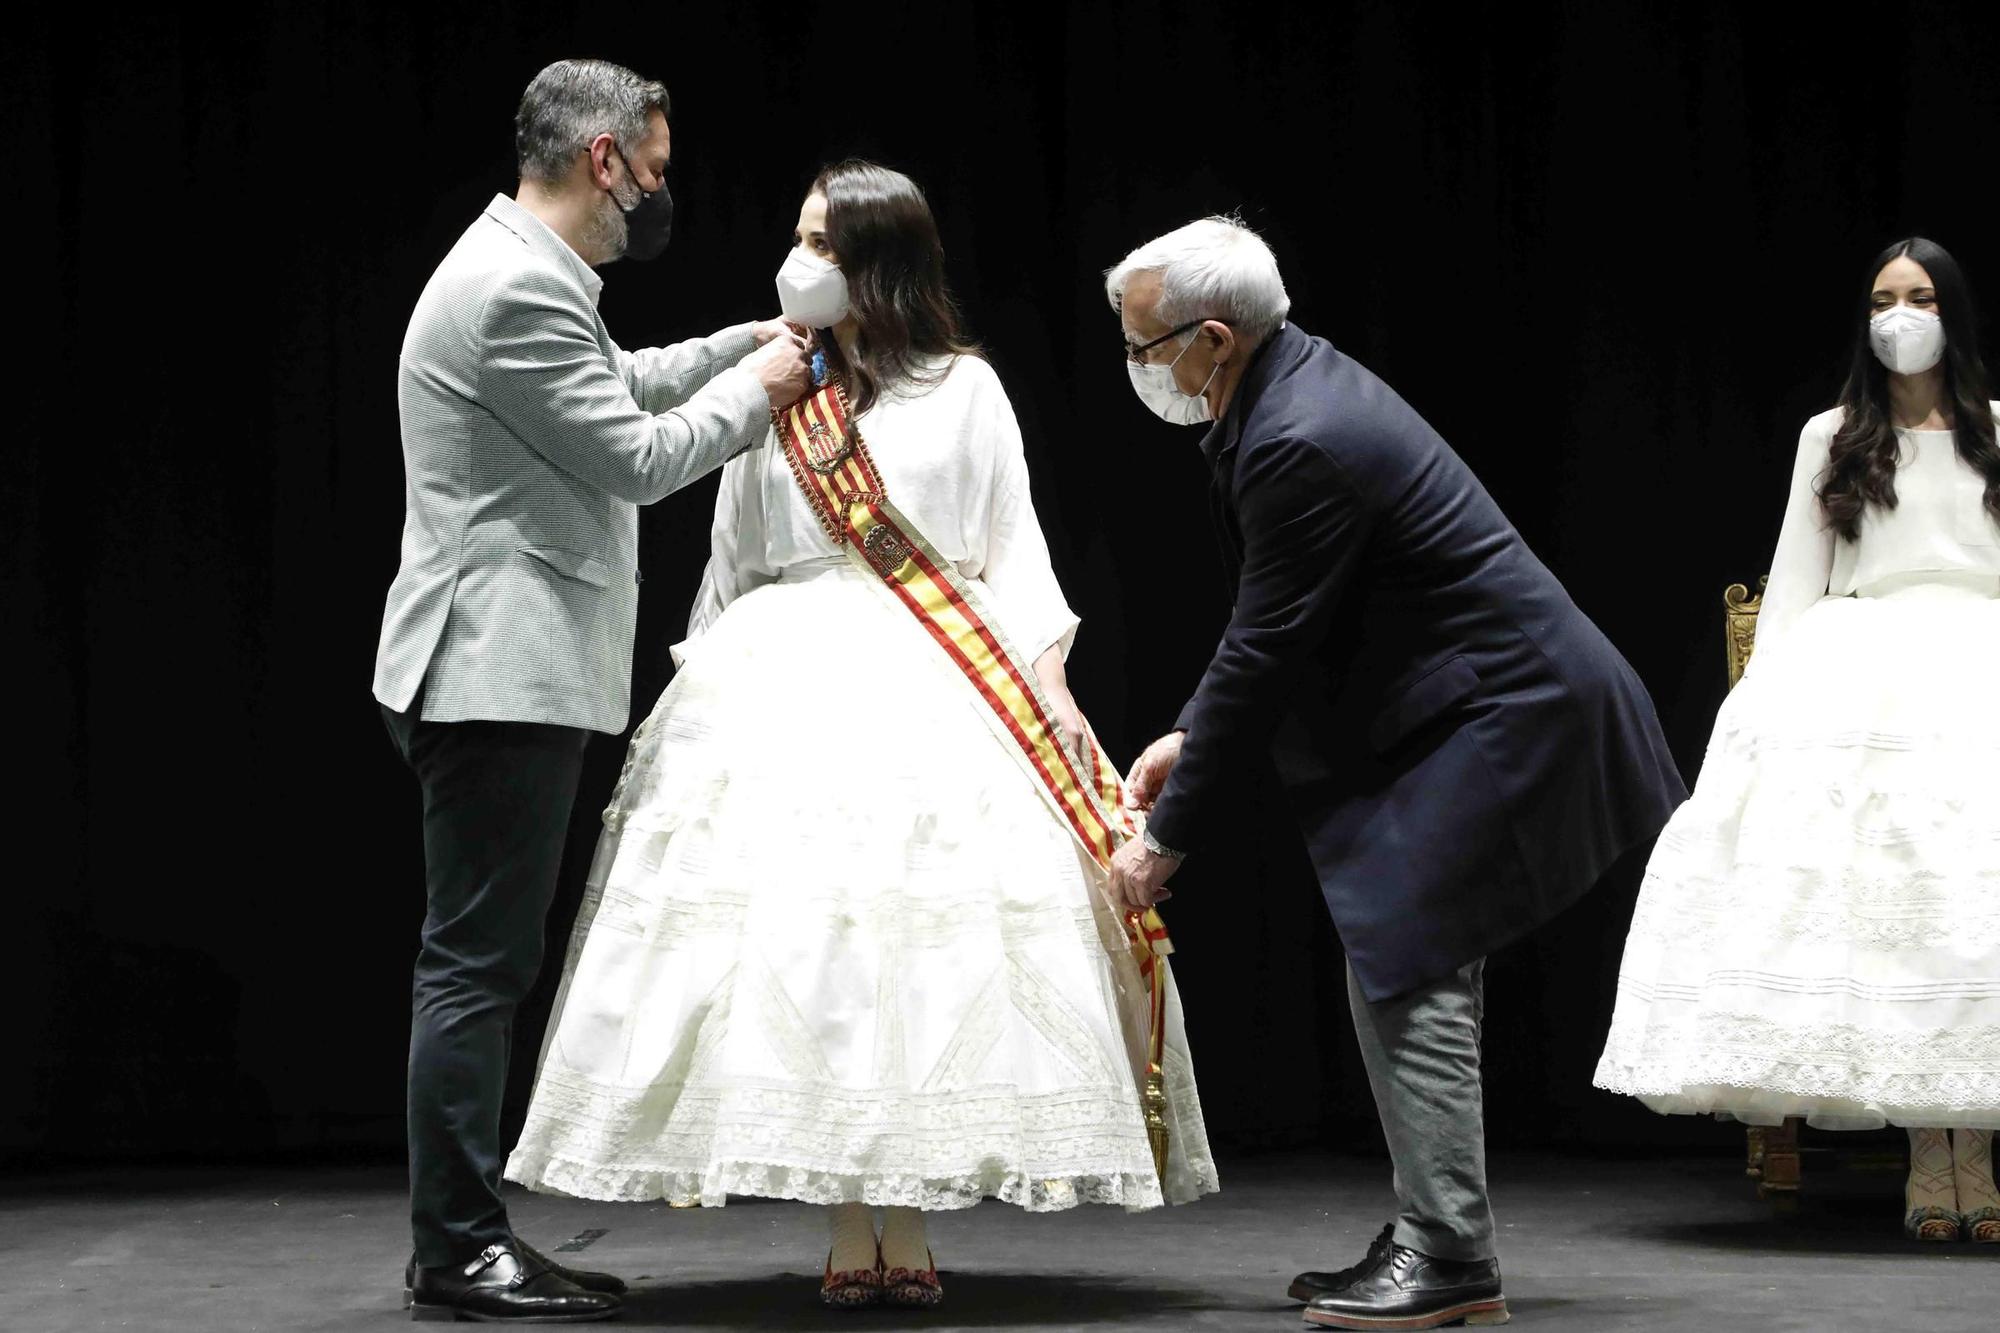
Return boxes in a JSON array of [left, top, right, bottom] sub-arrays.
[[1724, 579, 1904, 1208], [1721, 579, 1803, 1204]]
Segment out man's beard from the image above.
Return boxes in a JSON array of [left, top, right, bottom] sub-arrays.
[[581, 189, 629, 264]]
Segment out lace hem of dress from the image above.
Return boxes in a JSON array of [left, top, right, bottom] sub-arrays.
[[508, 1063, 1218, 1196], [1596, 1011, 2000, 1124], [1590, 1070, 2000, 1131], [505, 1148, 1180, 1213]]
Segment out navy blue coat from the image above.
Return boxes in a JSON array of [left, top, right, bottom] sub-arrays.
[[1145, 323, 1686, 1002]]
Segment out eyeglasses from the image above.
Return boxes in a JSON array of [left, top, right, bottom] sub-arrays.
[[1124, 319, 1219, 365]]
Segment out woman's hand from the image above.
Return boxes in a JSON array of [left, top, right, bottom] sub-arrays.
[[1046, 684, 1085, 761], [1033, 646, 1084, 760]]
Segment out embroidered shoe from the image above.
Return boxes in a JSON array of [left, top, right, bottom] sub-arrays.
[[1907, 1127, 1962, 1242], [1953, 1128, 2000, 1243], [1962, 1206, 2000, 1244], [1905, 1204, 1963, 1242], [882, 1248, 944, 1309], [820, 1247, 885, 1309]]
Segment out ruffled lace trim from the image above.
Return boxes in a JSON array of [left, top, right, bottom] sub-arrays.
[[506, 1148, 1184, 1213], [1596, 1009, 2000, 1121], [506, 1065, 1219, 1213]]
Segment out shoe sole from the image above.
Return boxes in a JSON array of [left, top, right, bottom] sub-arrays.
[[410, 1302, 621, 1323], [1303, 1297, 1510, 1329]]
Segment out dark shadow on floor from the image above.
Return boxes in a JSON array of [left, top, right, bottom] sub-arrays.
[[606, 1272, 1265, 1328], [1632, 1189, 2000, 1259]]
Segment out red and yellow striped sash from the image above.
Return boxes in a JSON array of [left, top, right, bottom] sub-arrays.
[[774, 376, 1176, 1179]]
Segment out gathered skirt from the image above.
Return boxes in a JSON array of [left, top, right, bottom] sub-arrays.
[[1594, 575, 2000, 1129], [505, 562, 1217, 1209]]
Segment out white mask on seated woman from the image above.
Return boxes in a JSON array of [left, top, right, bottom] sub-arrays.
[[1870, 306, 1945, 376]]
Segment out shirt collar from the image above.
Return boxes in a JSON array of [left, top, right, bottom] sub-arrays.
[[483, 193, 605, 307]]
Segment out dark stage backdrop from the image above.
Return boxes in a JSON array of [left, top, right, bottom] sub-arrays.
[[10, 1, 1997, 1166]]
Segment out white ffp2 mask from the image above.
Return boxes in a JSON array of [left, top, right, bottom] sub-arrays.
[[1127, 335, 1218, 425], [1870, 305, 1945, 376], [776, 249, 850, 328]]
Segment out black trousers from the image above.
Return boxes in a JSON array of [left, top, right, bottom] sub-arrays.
[[381, 691, 591, 1267]]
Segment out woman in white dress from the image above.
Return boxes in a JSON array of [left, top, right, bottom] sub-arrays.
[[1594, 237, 2000, 1241], [505, 160, 1216, 1306]]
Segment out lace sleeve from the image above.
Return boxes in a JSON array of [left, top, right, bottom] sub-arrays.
[[674, 443, 775, 668], [978, 375, 1079, 662], [1751, 414, 1838, 666]]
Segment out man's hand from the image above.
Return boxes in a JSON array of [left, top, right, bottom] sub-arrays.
[[741, 331, 812, 410], [1124, 730, 1185, 812], [749, 317, 795, 346], [1107, 837, 1180, 912]]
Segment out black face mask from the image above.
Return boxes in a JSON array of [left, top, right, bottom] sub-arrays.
[[608, 146, 673, 261]]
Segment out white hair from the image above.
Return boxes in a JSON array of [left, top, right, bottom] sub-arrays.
[[1105, 214, 1290, 349]]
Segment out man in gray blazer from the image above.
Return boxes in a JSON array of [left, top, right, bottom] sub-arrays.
[[374, 58, 809, 1323]]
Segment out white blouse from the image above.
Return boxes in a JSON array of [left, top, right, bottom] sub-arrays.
[[1758, 401, 2000, 652], [684, 354, 1080, 662]]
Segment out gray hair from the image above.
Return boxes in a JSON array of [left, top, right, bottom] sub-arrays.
[[515, 59, 669, 186], [1105, 214, 1291, 349]]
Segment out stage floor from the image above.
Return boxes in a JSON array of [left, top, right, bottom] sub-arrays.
[[3, 1151, 1994, 1331]]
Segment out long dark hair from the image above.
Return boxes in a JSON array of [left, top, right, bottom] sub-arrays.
[[813, 159, 979, 414], [1818, 236, 1998, 540]]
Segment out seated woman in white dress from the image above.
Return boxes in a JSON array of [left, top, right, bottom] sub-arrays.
[[505, 159, 1216, 1307], [1594, 237, 2000, 1242]]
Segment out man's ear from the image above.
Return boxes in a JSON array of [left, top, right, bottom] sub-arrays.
[[586, 133, 617, 190], [1205, 321, 1236, 365]]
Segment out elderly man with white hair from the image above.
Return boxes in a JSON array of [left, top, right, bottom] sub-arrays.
[[1105, 216, 1686, 1330]]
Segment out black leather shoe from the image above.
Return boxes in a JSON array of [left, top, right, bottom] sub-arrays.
[[408, 1243, 622, 1323], [1302, 1239, 1507, 1329], [1289, 1223, 1395, 1302], [516, 1239, 628, 1297], [405, 1241, 629, 1307]]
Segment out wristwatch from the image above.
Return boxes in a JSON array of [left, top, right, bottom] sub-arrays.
[[1141, 825, 1187, 862]]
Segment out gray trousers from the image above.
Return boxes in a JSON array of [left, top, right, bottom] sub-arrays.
[[1346, 958, 1496, 1262]]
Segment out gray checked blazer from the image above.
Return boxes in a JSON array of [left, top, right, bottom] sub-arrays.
[[372, 194, 770, 734]]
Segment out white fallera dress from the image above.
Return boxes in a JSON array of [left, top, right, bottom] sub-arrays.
[[505, 355, 1217, 1210], [1595, 404, 2000, 1130]]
